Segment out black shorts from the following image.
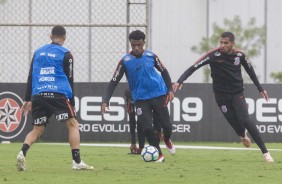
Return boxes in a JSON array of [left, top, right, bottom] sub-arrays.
[[31, 92, 76, 125]]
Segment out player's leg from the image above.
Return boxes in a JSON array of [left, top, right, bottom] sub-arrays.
[[127, 102, 138, 153], [136, 118, 146, 153], [214, 94, 246, 137], [135, 100, 163, 156], [52, 98, 93, 170], [21, 125, 45, 152], [232, 92, 274, 162], [152, 111, 163, 140], [65, 118, 94, 169], [17, 125, 45, 171], [17, 98, 47, 171], [152, 96, 175, 155]]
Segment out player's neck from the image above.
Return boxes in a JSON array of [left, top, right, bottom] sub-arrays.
[[51, 38, 64, 45]]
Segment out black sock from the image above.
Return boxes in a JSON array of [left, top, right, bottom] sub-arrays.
[[72, 149, 81, 164], [21, 144, 30, 157]]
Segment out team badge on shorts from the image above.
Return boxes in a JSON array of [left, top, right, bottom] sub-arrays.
[[221, 105, 227, 113], [136, 108, 142, 116], [0, 92, 27, 139]]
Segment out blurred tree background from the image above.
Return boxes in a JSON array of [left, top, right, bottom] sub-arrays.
[[191, 16, 267, 83]]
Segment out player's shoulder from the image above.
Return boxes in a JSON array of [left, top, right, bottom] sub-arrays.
[[233, 48, 246, 57], [205, 48, 221, 57], [35, 44, 49, 52], [35, 43, 69, 53], [144, 50, 155, 57], [121, 53, 134, 62]]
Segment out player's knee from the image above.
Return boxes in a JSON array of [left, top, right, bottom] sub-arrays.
[[32, 125, 45, 137], [66, 118, 78, 127]]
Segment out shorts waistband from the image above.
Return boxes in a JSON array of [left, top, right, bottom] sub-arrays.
[[32, 92, 66, 99]]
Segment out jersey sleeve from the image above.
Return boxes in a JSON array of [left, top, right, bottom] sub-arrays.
[[24, 55, 34, 101], [154, 55, 173, 92], [241, 54, 264, 92], [177, 52, 212, 84], [63, 51, 75, 106], [102, 60, 126, 106]]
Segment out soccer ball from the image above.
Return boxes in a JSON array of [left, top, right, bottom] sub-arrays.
[[140, 145, 159, 162]]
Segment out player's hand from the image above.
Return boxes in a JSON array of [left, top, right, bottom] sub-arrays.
[[101, 103, 109, 114], [130, 144, 138, 154], [172, 82, 183, 92], [72, 106, 77, 113], [168, 91, 174, 101], [20, 101, 32, 116], [260, 90, 269, 102]]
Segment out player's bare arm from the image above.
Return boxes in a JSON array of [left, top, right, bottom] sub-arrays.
[[101, 103, 109, 114], [20, 101, 32, 116], [172, 82, 183, 92]]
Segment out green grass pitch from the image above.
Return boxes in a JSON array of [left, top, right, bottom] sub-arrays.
[[1, 142, 282, 184]]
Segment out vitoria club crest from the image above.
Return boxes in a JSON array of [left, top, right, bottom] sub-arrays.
[[0, 92, 27, 139]]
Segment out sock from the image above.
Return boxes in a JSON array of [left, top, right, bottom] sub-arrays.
[[21, 143, 30, 157], [72, 149, 81, 164], [157, 146, 163, 156]]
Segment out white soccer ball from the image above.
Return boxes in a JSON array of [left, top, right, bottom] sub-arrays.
[[140, 145, 159, 162]]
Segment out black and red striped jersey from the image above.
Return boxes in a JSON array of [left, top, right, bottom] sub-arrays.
[[177, 48, 263, 94]]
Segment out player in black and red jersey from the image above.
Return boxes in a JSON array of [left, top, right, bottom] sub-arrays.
[[173, 32, 274, 162]]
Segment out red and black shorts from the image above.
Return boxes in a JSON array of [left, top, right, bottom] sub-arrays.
[[31, 92, 76, 125]]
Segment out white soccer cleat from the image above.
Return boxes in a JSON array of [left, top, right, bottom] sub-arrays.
[[241, 131, 251, 148], [17, 151, 26, 171], [72, 160, 94, 170], [263, 152, 274, 163], [155, 154, 165, 163], [164, 139, 176, 155]]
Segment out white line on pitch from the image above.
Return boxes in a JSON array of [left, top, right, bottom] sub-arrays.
[[40, 143, 282, 152]]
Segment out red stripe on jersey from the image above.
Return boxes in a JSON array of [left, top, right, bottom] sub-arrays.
[[193, 48, 220, 65]]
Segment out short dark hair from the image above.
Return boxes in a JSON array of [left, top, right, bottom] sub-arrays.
[[221, 32, 235, 42], [51, 25, 66, 37], [129, 30, 146, 41]]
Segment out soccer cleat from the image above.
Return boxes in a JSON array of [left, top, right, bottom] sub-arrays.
[[155, 154, 165, 162], [17, 151, 26, 171], [136, 147, 143, 154], [263, 152, 274, 163], [72, 160, 94, 170], [241, 133, 251, 148], [164, 139, 176, 155]]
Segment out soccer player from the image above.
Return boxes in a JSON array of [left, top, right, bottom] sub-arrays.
[[125, 88, 163, 154], [173, 31, 274, 162], [17, 25, 94, 171], [101, 30, 175, 162], [125, 88, 145, 154]]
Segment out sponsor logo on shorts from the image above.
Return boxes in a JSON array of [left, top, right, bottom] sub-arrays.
[[56, 113, 69, 121], [34, 116, 47, 125], [221, 105, 227, 113], [136, 108, 142, 116], [0, 92, 27, 139]]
